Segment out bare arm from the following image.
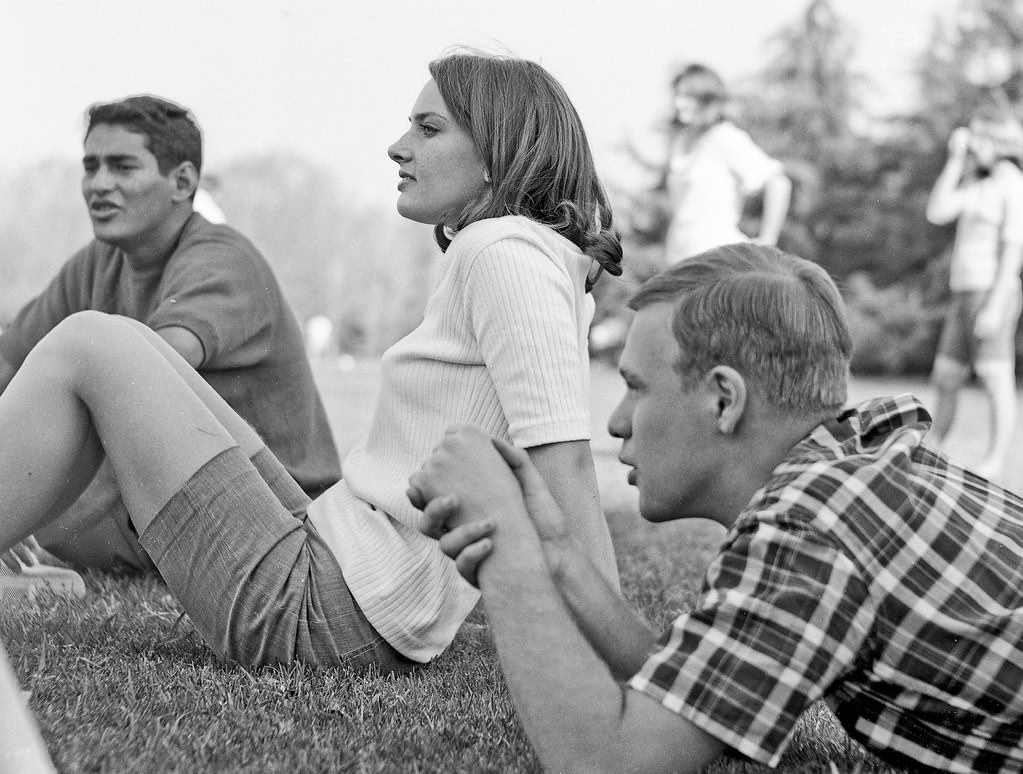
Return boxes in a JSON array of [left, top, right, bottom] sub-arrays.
[[755, 172, 792, 246], [155, 325, 204, 368], [514, 442, 657, 679], [411, 428, 724, 774], [526, 440, 619, 591], [926, 128, 970, 225]]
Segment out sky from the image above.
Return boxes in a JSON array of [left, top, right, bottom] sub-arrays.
[[3, 0, 957, 208]]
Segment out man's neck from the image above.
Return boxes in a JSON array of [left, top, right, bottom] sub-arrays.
[[119, 209, 191, 273], [713, 411, 826, 529]]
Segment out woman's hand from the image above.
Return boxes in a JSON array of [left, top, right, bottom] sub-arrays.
[[417, 493, 496, 587]]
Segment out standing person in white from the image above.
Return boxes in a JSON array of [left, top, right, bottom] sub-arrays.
[[664, 63, 791, 264], [926, 103, 1023, 479]]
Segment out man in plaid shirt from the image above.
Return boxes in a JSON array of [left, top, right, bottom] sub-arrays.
[[409, 242, 1023, 773]]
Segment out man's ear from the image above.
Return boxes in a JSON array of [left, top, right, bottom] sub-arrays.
[[707, 365, 747, 434], [170, 162, 199, 202]]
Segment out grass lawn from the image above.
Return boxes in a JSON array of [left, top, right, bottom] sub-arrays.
[[3, 359, 1019, 773]]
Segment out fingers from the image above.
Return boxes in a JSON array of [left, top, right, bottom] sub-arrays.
[[452, 539, 493, 588], [407, 478, 428, 511], [491, 436, 530, 471], [491, 437, 547, 493], [438, 520, 494, 558], [419, 493, 460, 539]]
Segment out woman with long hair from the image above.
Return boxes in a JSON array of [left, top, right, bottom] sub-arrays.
[[663, 63, 791, 264], [0, 50, 623, 671]]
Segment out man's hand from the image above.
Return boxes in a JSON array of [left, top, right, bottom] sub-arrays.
[[408, 424, 524, 516], [419, 493, 496, 587], [409, 426, 526, 587], [411, 429, 576, 586], [489, 437, 570, 547]]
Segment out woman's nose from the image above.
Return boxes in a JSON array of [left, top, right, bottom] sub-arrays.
[[388, 133, 410, 163]]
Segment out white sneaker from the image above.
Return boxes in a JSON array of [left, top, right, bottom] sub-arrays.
[[0, 562, 86, 603]]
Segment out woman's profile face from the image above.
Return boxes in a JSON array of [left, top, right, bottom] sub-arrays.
[[387, 79, 489, 226]]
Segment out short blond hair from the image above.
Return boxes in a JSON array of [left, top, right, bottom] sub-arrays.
[[629, 243, 851, 415]]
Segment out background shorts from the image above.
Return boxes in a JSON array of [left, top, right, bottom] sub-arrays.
[[935, 287, 1022, 368]]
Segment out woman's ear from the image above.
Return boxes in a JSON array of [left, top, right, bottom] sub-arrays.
[[708, 365, 747, 434]]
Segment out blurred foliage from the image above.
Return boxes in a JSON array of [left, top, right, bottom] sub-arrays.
[[4, 0, 1023, 369], [614, 0, 1023, 375]]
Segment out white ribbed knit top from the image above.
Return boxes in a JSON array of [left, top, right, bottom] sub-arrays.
[[307, 216, 595, 662]]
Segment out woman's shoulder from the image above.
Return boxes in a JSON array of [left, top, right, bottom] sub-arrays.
[[453, 216, 578, 257], [704, 120, 757, 148]]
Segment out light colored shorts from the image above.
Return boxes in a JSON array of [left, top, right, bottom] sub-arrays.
[[935, 288, 1022, 368], [140, 446, 415, 672]]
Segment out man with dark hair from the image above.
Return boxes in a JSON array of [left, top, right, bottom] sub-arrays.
[[410, 243, 1023, 773], [0, 95, 340, 577]]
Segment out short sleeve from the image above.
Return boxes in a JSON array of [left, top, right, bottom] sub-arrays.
[[628, 517, 874, 767], [146, 228, 279, 369], [715, 124, 785, 195], [462, 236, 590, 447]]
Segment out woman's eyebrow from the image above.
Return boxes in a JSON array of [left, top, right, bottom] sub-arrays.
[[409, 111, 448, 123]]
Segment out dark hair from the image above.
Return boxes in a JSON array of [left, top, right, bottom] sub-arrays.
[[670, 62, 728, 105], [86, 95, 202, 175], [629, 243, 850, 415], [428, 51, 622, 287]]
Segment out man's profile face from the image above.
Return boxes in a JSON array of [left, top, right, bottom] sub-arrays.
[[608, 303, 721, 523], [81, 124, 179, 251]]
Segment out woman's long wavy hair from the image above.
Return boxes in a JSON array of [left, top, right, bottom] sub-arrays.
[[429, 51, 622, 289]]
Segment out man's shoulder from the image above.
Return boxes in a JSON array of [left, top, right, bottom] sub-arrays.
[[170, 214, 272, 271], [743, 396, 936, 530]]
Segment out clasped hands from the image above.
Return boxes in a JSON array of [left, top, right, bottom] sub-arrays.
[[407, 425, 566, 587]]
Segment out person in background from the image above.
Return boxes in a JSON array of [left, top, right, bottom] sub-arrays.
[[0, 95, 340, 584], [0, 50, 622, 672], [589, 63, 791, 355], [412, 243, 1023, 773], [663, 63, 791, 264], [926, 102, 1023, 480]]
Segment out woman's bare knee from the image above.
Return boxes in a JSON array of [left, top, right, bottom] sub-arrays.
[[31, 311, 146, 393]]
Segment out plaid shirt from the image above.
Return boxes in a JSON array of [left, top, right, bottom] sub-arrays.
[[628, 394, 1023, 772]]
